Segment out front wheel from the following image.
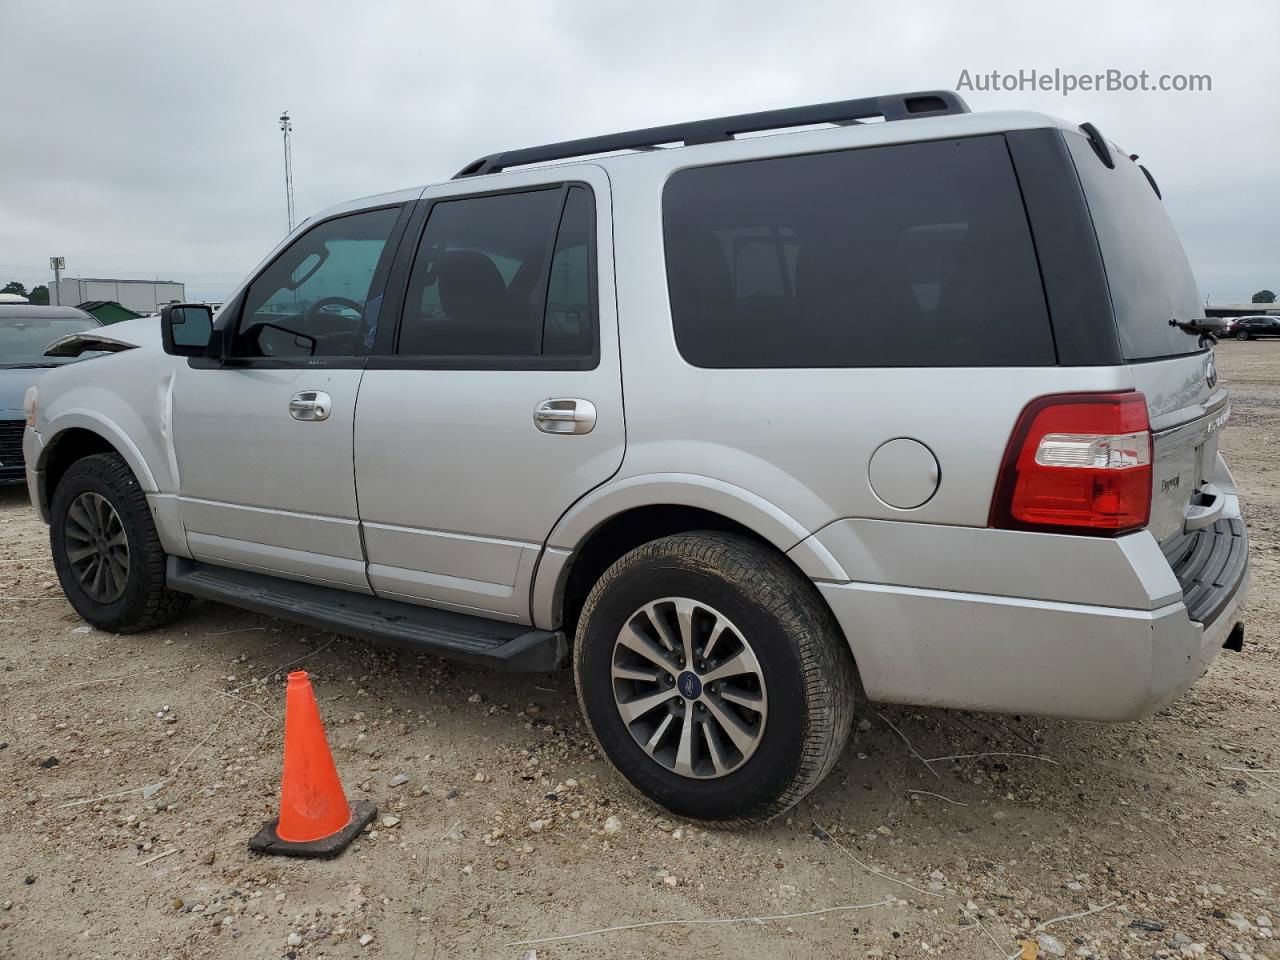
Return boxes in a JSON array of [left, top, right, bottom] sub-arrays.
[[50, 453, 190, 633], [574, 532, 856, 824], [1237, 330, 1251, 340]]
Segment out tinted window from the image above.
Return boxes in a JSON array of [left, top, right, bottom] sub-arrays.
[[543, 186, 595, 356], [1064, 132, 1202, 360], [0, 315, 99, 366], [236, 207, 400, 358], [398, 186, 595, 359], [663, 136, 1053, 368]]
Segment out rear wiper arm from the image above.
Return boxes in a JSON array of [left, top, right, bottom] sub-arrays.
[[1169, 317, 1224, 347]]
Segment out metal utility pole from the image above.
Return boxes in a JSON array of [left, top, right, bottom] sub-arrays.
[[279, 111, 296, 233], [49, 256, 64, 305]]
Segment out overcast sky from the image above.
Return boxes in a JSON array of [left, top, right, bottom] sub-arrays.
[[2, 0, 1276, 303]]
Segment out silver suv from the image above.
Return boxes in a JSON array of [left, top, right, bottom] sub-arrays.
[[23, 91, 1249, 823]]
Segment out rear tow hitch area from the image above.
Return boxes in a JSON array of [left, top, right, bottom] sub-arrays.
[[1224, 622, 1245, 653]]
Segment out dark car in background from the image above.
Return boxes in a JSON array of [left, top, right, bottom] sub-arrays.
[[1230, 315, 1280, 340], [0, 305, 101, 481]]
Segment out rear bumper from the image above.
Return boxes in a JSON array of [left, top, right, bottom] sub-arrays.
[[796, 479, 1249, 723], [1162, 517, 1248, 626], [817, 562, 1247, 722]]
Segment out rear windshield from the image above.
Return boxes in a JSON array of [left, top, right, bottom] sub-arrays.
[[1064, 132, 1202, 360], [662, 135, 1055, 368]]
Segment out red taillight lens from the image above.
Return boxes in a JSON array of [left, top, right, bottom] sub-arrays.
[[990, 392, 1152, 535]]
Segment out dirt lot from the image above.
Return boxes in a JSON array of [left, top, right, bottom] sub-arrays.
[[0, 343, 1277, 960]]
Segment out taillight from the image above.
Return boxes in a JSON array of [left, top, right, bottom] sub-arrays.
[[990, 392, 1152, 535]]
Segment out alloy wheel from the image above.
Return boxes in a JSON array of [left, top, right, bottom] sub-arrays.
[[64, 491, 130, 604], [610, 597, 768, 779]]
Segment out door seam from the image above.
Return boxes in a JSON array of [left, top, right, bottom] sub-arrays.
[[351, 364, 375, 593]]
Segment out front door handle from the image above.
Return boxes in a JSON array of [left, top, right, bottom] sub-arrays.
[[533, 398, 596, 435], [288, 391, 332, 422]]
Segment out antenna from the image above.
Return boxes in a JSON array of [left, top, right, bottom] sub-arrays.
[[279, 111, 296, 232]]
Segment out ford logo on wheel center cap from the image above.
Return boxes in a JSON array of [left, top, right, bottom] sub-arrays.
[[677, 671, 702, 700]]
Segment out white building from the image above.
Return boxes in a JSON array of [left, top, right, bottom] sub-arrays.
[[1204, 300, 1278, 318], [52, 278, 185, 314]]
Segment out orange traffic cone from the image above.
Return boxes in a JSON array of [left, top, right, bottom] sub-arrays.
[[249, 671, 376, 858]]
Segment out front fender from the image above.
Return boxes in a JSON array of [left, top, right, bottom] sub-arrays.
[[38, 411, 159, 493], [33, 351, 181, 499], [35, 410, 191, 560]]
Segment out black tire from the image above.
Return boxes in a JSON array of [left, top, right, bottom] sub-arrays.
[[1237, 330, 1250, 340], [50, 452, 190, 633], [573, 531, 856, 825]]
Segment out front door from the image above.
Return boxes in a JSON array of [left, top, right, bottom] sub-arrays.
[[171, 204, 407, 589], [354, 168, 623, 620]]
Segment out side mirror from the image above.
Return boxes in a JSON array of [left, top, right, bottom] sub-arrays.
[[160, 303, 214, 357]]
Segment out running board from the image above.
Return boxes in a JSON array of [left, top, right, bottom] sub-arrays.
[[166, 558, 566, 672]]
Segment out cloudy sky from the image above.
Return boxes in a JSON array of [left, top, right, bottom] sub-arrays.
[[2, 0, 1276, 303]]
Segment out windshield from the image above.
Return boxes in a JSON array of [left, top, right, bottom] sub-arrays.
[[0, 316, 100, 366]]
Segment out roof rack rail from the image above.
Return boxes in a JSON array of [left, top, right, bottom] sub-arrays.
[[453, 90, 970, 178]]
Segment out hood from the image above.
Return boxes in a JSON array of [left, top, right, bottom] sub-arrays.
[[45, 315, 160, 357], [0, 367, 45, 416]]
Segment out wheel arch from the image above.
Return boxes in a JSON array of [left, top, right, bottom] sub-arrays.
[[37, 416, 157, 516], [531, 474, 847, 636]]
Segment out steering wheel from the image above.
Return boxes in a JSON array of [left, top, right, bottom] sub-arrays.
[[305, 296, 364, 323]]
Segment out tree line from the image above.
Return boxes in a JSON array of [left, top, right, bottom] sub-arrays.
[[2, 281, 51, 304]]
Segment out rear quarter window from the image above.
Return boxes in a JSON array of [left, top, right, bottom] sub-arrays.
[[1063, 131, 1203, 361], [662, 135, 1055, 368]]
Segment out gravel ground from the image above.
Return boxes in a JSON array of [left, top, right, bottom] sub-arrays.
[[0, 341, 1277, 960]]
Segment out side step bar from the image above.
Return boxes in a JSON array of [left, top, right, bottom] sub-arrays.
[[166, 558, 567, 672]]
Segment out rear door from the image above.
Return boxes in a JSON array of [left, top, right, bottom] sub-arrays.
[[353, 166, 623, 621], [1063, 131, 1225, 543]]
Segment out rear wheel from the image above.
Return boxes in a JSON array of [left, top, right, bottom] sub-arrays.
[[50, 453, 190, 632], [574, 532, 856, 824]]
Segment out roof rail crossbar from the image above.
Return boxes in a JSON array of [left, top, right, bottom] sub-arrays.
[[453, 90, 969, 178]]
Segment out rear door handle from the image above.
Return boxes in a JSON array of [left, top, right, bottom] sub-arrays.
[[533, 398, 596, 435], [288, 391, 332, 422]]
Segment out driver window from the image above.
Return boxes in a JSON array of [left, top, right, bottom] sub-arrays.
[[235, 207, 400, 358]]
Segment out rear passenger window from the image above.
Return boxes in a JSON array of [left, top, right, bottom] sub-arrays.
[[663, 136, 1054, 368], [544, 187, 595, 356], [397, 185, 596, 360]]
